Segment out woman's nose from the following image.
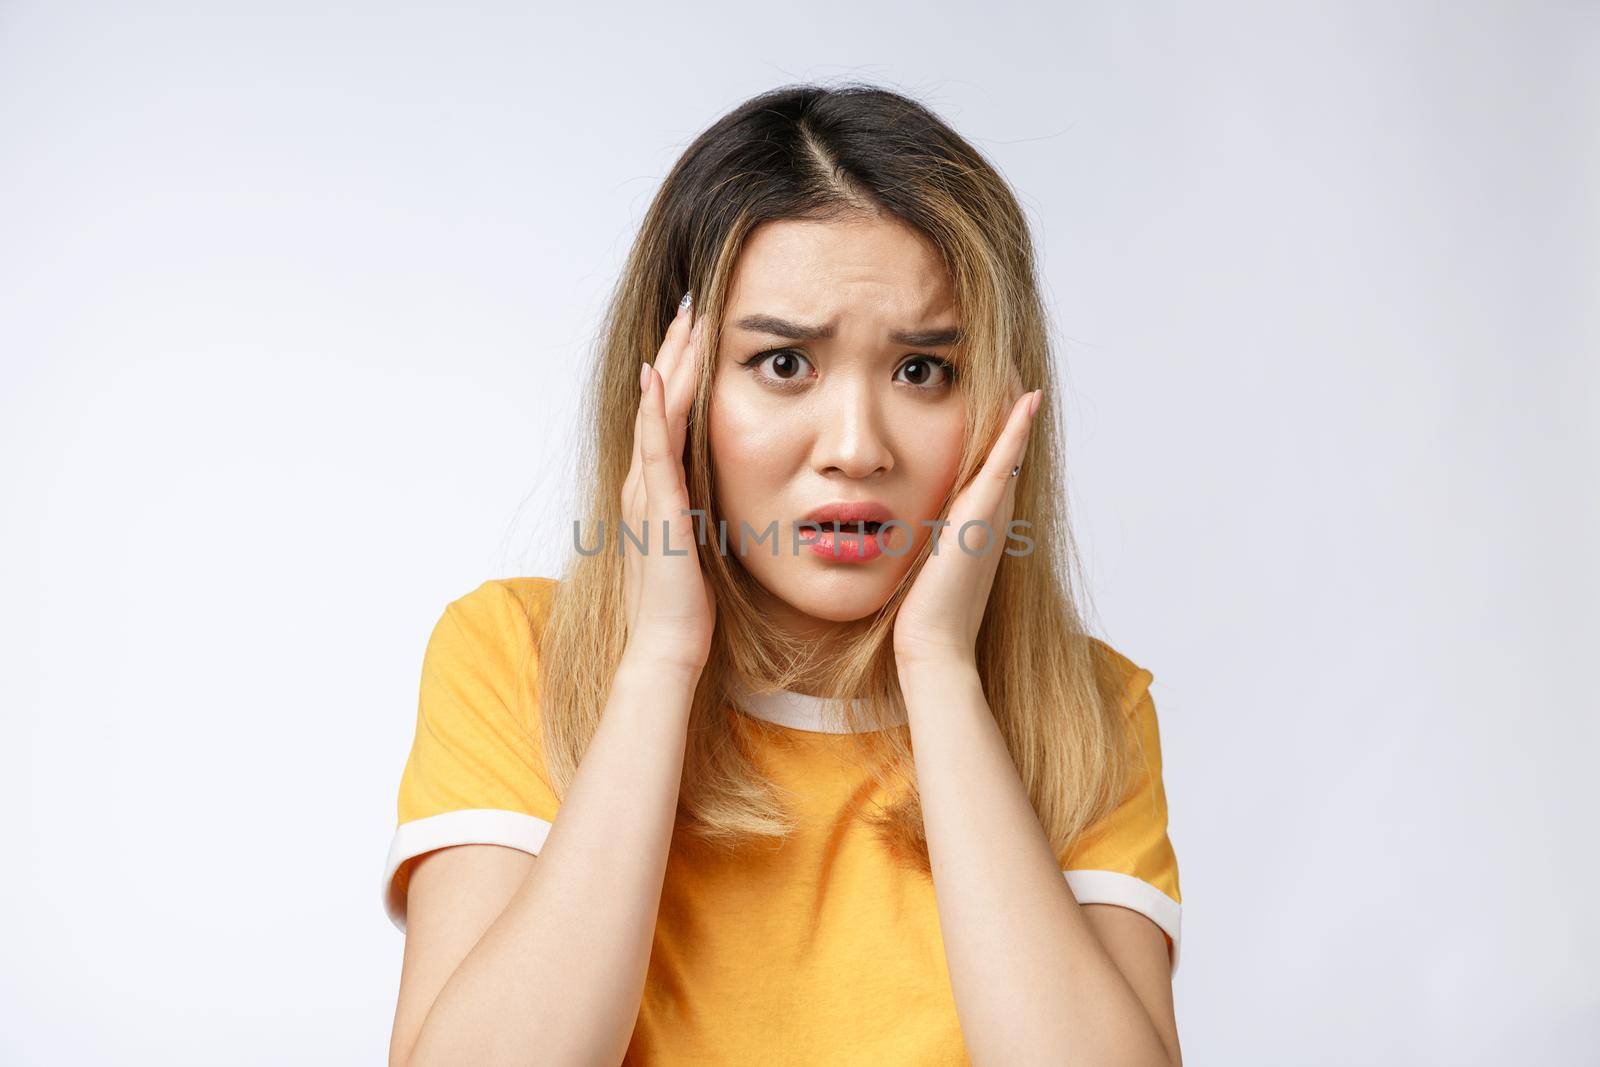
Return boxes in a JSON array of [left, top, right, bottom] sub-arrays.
[[810, 378, 894, 479]]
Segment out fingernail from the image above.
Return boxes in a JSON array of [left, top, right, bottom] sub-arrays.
[[1029, 389, 1042, 416], [640, 362, 651, 393], [678, 291, 693, 315]]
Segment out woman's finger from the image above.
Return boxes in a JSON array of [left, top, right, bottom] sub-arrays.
[[653, 292, 696, 394], [640, 295, 692, 433], [626, 296, 693, 510], [967, 388, 1040, 520], [638, 361, 687, 516], [664, 318, 705, 458]]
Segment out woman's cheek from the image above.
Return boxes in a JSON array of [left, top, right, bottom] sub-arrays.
[[895, 405, 967, 511], [709, 394, 791, 528]]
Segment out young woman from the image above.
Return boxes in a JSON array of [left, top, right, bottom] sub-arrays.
[[382, 83, 1183, 1067]]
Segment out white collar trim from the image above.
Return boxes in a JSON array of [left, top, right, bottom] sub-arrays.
[[731, 679, 909, 734]]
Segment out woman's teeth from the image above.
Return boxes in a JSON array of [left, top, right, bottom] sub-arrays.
[[799, 520, 887, 533]]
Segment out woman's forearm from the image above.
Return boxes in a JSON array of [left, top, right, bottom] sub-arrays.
[[404, 651, 699, 1067], [901, 662, 1173, 1067]]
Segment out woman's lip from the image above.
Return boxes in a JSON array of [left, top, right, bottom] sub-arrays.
[[798, 525, 888, 562], [800, 501, 894, 525]]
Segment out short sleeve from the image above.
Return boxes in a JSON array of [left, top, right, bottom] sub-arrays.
[[1061, 650, 1183, 975], [380, 578, 562, 932]]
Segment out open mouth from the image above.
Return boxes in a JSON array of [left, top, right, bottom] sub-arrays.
[[796, 519, 890, 562], [800, 520, 884, 535]]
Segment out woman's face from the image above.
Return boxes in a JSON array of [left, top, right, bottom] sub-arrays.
[[708, 214, 967, 636]]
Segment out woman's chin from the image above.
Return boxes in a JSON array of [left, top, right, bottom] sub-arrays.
[[757, 569, 897, 626]]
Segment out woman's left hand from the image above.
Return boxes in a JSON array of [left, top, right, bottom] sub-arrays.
[[893, 378, 1042, 672]]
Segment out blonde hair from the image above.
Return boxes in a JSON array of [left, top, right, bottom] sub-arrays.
[[536, 81, 1143, 876]]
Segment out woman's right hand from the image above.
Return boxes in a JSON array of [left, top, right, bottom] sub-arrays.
[[619, 293, 716, 676]]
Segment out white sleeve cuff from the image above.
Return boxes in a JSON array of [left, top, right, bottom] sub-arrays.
[[1063, 868, 1183, 976], [382, 808, 554, 932], [382, 819, 1185, 976]]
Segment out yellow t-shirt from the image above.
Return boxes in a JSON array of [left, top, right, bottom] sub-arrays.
[[382, 576, 1182, 1065]]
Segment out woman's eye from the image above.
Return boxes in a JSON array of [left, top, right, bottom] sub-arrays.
[[738, 349, 958, 392], [895, 356, 958, 389], [740, 348, 814, 389]]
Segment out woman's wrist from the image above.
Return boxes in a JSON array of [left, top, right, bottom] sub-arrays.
[[617, 643, 706, 690], [897, 657, 982, 700]]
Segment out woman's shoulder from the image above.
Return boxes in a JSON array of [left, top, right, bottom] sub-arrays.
[[1084, 634, 1157, 719], [489, 574, 560, 613], [444, 574, 561, 625], [425, 576, 563, 671]]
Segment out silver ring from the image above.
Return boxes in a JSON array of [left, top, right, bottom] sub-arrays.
[[1010, 465, 1021, 478]]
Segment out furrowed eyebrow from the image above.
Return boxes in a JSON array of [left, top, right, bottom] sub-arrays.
[[890, 325, 963, 347], [733, 313, 962, 348]]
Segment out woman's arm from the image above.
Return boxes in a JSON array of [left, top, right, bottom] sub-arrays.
[[890, 385, 1178, 1064], [390, 651, 699, 1067], [900, 662, 1180, 1067]]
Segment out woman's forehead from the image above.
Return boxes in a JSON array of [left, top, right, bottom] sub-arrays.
[[726, 217, 955, 316]]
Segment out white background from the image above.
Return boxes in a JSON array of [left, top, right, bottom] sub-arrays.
[[4, 2, 1596, 1063]]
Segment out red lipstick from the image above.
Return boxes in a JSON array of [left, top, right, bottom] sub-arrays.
[[796, 501, 894, 563]]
